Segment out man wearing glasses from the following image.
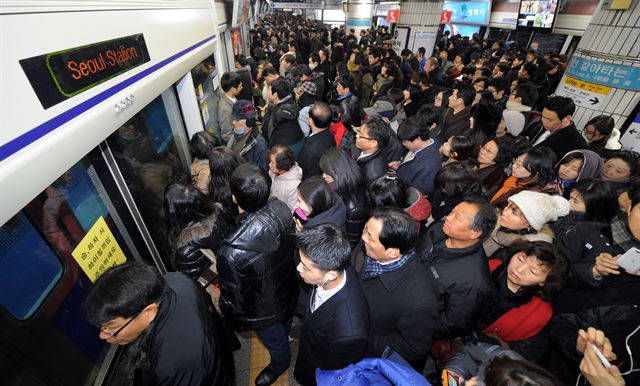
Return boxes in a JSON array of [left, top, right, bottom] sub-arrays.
[[83, 262, 234, 386]]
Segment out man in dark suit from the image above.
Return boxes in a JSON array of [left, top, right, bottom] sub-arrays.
[[294, 224, 369, 386], [525, 95, 587, 159], [297, 102, 336, 179], [388, 111, 441, 199], [353, 208, 439, 369]]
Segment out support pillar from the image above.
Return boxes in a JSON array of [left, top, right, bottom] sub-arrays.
[[396, 1, 444, 57], [347, 0, 374, 36], [554, 0, 640, 146]]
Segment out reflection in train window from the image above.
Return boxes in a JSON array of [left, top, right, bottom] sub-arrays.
[[191, 55, 220, 138], [0, 212, 63, 320], [107, 92, 189, 267]]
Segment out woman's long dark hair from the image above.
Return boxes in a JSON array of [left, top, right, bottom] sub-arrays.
[[519, 146, 557, 187], [164, 183, 213, 249], [566, 179, 618, 223], [319, 148, 365, 203], [297, 177, 335, 217], [208, 146, 245, 214]]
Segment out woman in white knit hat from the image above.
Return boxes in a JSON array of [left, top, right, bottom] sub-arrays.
[[484, 190, 570, 257]]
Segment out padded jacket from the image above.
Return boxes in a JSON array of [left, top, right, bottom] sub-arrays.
[[175, 210, 234, 280], [417, 221, 495, 339], [357, 148, 388, 187], [217, 198, 298, 331], [342, 194, 370, 248]]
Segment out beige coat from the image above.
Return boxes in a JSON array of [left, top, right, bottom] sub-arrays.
[[269, 163, 303, 211], [483, 224, 554, 257], [191, 158, 210, 195]]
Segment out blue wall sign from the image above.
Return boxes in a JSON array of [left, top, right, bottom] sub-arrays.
[[567, 56, 640, 91], [443, 1, 491, 26]]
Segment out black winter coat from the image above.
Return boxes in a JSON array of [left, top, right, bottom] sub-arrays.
[[352, 248, 439, 363], [175, 211, 234, 280], [263, 100, 305, 147], [524, 122, 587, 160], [342, 194, 369, 248], [357, 148, 388, 187], [297, 129, 336, 179], [305, 195, 347, 230], [416, 221, 495, 339], [217, 198, 298, 331], [135, 273, 234, 386]]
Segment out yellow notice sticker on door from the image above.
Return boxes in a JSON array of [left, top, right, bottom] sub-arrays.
[[71, 216, 127, 282]]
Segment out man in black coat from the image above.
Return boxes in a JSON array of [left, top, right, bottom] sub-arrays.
[[83, 263, 234, 386], [416, 197, 497, 339], [297, 102, 336, 179], [335, 74, 361, 129], [352, 208, 439, 368], [524, 95, 587, 159], [355, 116, 390, 186], [216, 164, 298, 386], [294, 224, 369, 386]]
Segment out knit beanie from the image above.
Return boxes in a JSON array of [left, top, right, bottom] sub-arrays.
[[508, 191, 570, 231], [502, 110, 526, 136]]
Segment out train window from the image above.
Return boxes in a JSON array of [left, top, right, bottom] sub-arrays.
[[190, 55, 220, 135], [0, 212, 63, 320], [106, 91, 189, 265]]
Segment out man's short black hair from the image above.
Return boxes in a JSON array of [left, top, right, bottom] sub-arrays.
[[398, 115, 430, 142], [454, 83, 476, 107], [262, 66, 278, 78], [543, 95, 576, 120], [337, 74, 353, 90], [362, 116, 390, 147], [283, 55, 297, 65], [371, 207, 417, 255], [309, 102, 332, 129], [309, 53, 320, 64], [401, 48, 413, 57], [295, 224, 351, 271], [221, 72, 242, 92], [514, 83, 539, 107], [234, 54, 248, 67], [83, 262, 165, 326], [521, 62, 538, 77], [230, 163, 271, 212], [488, 77, 508, 93], [463, 196, 497, 240]]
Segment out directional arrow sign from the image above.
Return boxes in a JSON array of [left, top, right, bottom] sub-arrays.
[[556, 76, 611, 111], [589, 97, 599, 105]]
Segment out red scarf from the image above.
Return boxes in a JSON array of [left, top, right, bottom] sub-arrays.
[[483, 260, 553, 342]]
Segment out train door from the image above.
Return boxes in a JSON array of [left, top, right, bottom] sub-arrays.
[[0, 85, 193, 386]]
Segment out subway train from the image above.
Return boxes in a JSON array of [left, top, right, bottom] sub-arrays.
[[0, 2, 255, 384]]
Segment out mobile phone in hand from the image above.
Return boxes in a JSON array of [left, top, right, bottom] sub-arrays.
[[591, 344, 611, 369], [293, 208, 308, 224]]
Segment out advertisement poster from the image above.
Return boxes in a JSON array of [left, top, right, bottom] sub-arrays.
[[232, 0, 251, 27], [442, 0, 491, 25], [412, 32, 437, 57], [230, 27, 243, 57], [392, 26, 411, 55]]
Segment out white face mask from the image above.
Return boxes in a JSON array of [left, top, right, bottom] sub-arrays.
[[309, 63, 318, 70]]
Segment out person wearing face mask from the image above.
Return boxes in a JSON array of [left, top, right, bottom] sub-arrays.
[[226, 100, 269, 171], [293, 224, 369, 386]]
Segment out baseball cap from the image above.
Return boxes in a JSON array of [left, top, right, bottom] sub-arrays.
[[230, 100, 257, 120]]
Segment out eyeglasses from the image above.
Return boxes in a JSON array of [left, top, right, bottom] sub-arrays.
[[356, 131, 375, 141], [101, 311, 141, 337]]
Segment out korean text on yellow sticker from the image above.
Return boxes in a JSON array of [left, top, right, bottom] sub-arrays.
[[71, 216, 127, 282]]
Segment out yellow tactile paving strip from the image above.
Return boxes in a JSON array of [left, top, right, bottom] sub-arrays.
[[249, 332, 289, 385]]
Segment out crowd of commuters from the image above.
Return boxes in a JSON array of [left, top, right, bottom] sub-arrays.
[[83, 11, 639, 386]]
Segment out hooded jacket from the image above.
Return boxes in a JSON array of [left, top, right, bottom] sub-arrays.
[[217, 198, 298, 331], [269, 164, 303, 212], [553, 149, 603, 192]]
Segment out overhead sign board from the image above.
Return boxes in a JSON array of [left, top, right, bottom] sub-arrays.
[[566, 56, 640, 91], [19, 34, 150, 109], [442, 0, 491, 25], [556, 76, 611, 111], [270, 2, 342, 10]]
